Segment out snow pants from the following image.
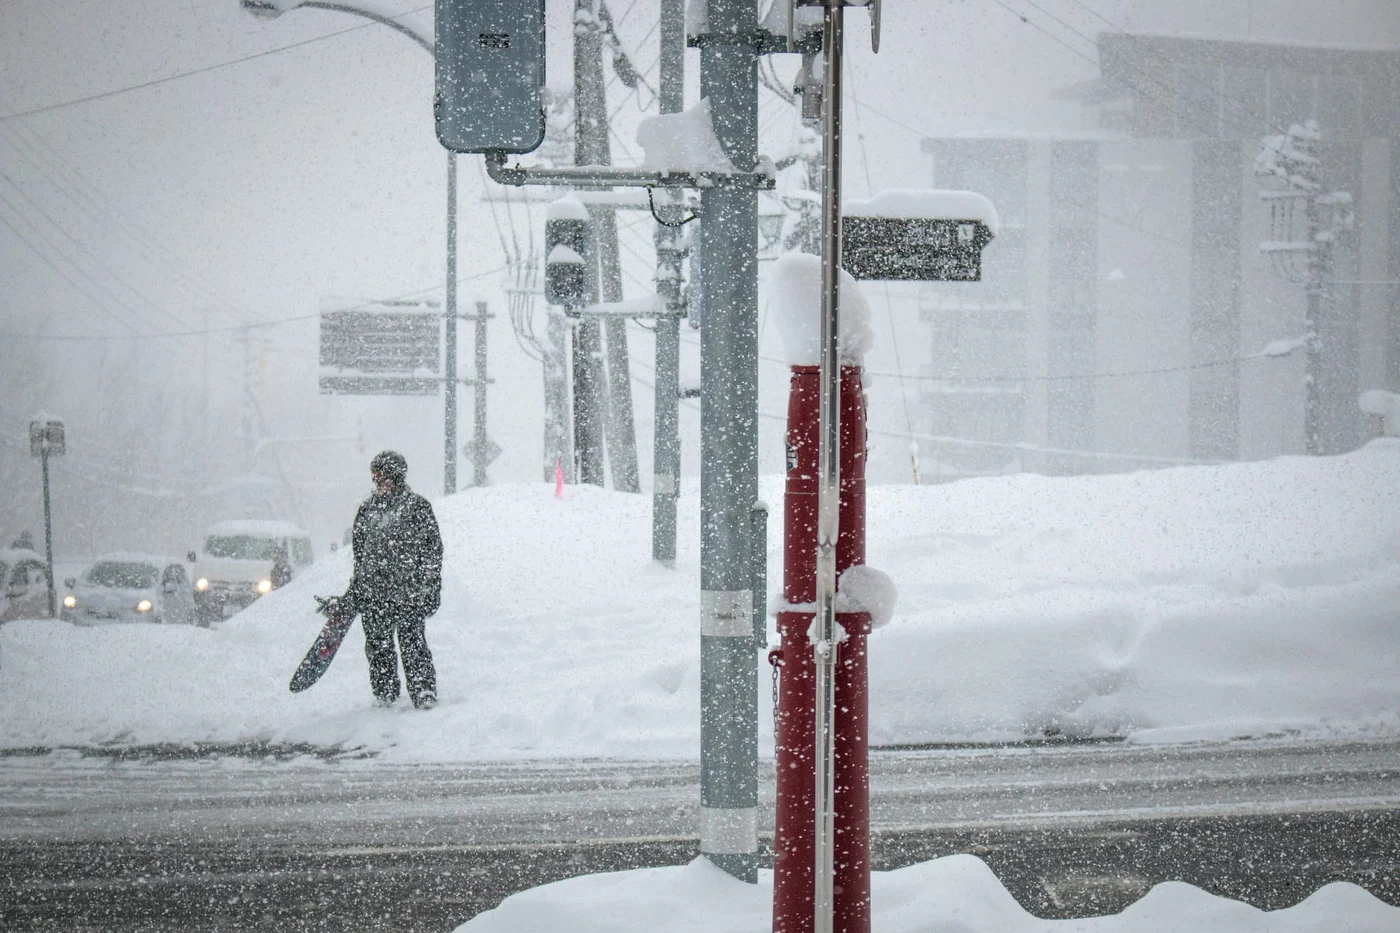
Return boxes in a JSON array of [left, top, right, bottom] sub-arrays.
[[361, 605, 436, 707]]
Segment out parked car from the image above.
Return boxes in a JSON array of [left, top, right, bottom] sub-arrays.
[[0, 547, 52, 623], [190, 520, 314, 624], [60, 554, 197, 626]]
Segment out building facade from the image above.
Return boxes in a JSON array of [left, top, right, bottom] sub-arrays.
[[918, 34, 1399, 475]]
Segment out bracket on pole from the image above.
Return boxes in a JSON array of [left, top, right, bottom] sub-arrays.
[[485, 151, 776, 191], [566, 293, 686, 320]]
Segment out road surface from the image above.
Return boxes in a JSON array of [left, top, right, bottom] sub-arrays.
[[1, 739, 1396, 930]]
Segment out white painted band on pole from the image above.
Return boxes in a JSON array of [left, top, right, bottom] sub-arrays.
[[654, 472, 676, 495], [699, 806, 758, 854], [700, 589, 754, 637]]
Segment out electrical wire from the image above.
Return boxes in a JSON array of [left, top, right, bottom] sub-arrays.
[[0, 13, 428, 122], [0, 270, 505, 342], [0, 195, 165, 335], [627, 353, 1217, 468], [0, 167, 207, 334]]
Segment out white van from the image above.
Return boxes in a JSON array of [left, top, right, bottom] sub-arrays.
[[190, 520, 314, 623]]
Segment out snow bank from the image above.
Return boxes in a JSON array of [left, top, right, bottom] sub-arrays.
[[456, 855, 1400, 933], [2, 441, 1398, 760], [767, 252, 875, 366], [636, 99, 737, 174], [845, 189, 1000, 236]]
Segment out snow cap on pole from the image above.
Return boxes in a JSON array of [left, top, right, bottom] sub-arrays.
[[767, 252, 874, 367]]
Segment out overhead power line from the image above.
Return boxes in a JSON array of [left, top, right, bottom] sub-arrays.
[[0, 7, 431, 123], [0, 266, 508, 342]]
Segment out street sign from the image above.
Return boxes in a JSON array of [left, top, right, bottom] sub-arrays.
[[29, 418, 65, 457], [841, 217, 994, 281], [842, 190, 997, 282], [436, 0, 547, 154], [319, 298, 443, 396], [462, 437, 503, 466]]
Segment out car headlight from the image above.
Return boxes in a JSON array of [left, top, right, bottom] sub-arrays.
[[256, 579, 273, 594], [62, 595, 77, 609], [195, 578, 209, 591], [136, 599, 153, 613]]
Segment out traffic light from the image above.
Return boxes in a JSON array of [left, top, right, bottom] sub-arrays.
[[545, 198, 593, 309]]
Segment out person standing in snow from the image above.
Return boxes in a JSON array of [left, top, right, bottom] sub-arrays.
[[337, 450, 443, 710]]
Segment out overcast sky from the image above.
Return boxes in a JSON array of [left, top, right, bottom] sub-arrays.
[[1, 0, 1397, 550]]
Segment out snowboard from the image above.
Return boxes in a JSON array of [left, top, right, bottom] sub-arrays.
[[289, 596, 357, 693]]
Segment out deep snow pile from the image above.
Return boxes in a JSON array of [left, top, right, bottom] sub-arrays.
[[455, 856, 1399, 933], [1, 440, 1398, 760]]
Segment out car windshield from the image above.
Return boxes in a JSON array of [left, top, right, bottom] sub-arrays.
[[205, 535, 279, 560], [86, 562, 158, 589]]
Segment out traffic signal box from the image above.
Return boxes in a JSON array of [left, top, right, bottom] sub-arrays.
[[435, 0, 547, 154]]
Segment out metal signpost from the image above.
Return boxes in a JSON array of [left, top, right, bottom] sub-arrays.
[[437, 0, 780, 889], [29, 418, 64, 619], [242, 0, 466, 495], [769, 4, 990, 931], [811, 3, 848, 926]]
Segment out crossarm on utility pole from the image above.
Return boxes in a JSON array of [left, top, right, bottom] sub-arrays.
[[484, 152, 775, 190]]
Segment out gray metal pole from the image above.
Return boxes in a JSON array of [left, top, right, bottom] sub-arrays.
[[651, 0, 685, 565], [474, 300, 489, 486], [41, 448, 55, 619], [445, 152, 459, 495], [574, 2, 640, 493], [813, 5, 845, 930], [698, 0, 760, 884]]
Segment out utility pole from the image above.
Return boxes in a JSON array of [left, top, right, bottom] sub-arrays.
[[696, 0, 762, 884], [573, 0, 640, 490], [445, 154, 460, 494], [544, 310, 575, 483], [571, 0, 608, 486], [1256, 120, 1354, 455], [651, 0, 686, 565]]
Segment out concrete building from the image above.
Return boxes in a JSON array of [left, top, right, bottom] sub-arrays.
[[918, 33, 1399, 476]]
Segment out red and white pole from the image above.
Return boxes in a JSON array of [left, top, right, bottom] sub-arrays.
[[772, 363, 870, 933]]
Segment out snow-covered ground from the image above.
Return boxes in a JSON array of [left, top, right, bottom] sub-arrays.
[[4, 442, 1398, 931], [1, 440, 1397, 760], [457, 856, 1399, 933]]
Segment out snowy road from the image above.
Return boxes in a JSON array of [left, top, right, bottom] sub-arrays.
[[1, 739, 1396, 930]]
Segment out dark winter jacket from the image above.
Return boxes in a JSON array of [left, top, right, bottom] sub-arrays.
[[343, 484, 443, 618]]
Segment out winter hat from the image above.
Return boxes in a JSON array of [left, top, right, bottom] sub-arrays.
[[370, 450, 408, 486]]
